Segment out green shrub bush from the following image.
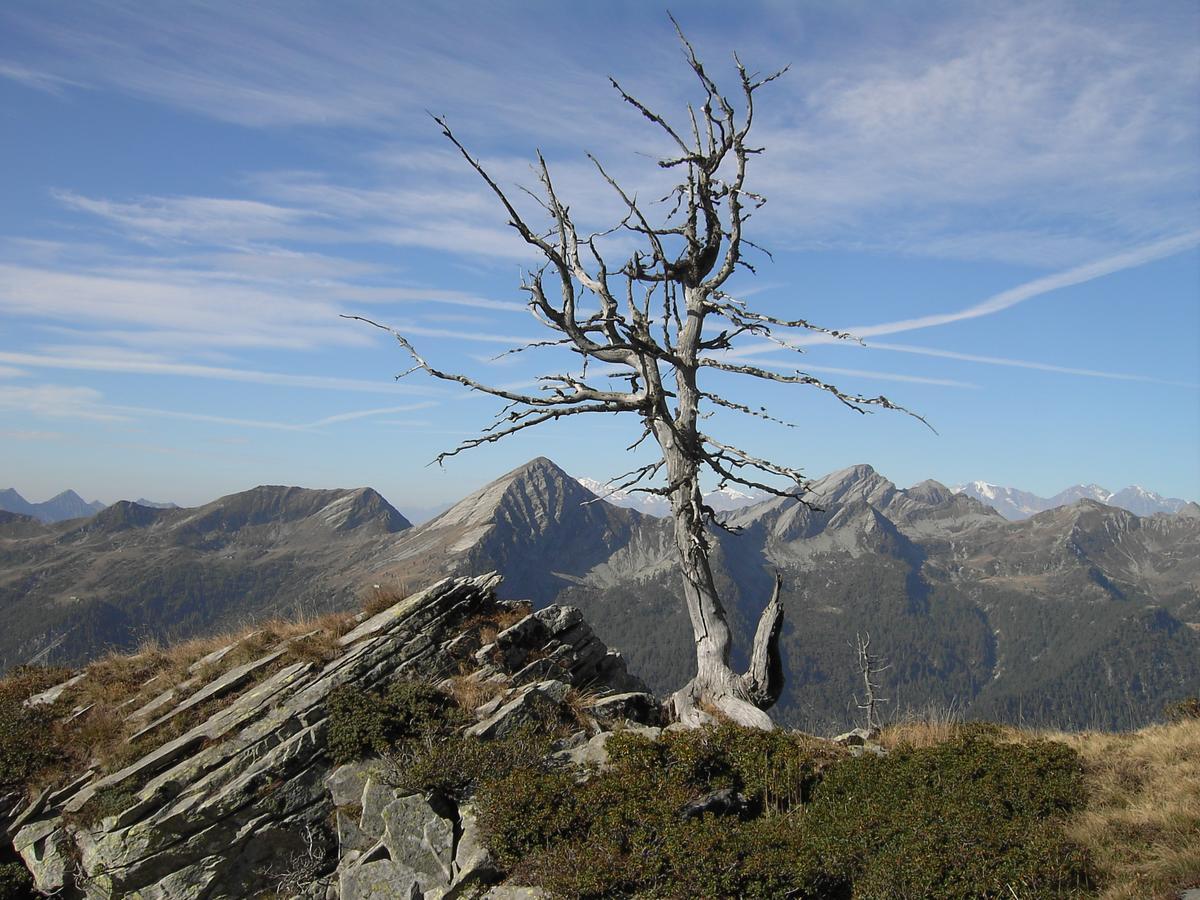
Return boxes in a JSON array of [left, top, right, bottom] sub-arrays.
[[326, 678, 462, 763], [0, 861, 33, 900], [475, 725, 1093, 899], [478, 724, 843, 898], [0, 667, 72, 792], [68, 787, 139, 828], [803, 733, 1091, 898], [385, 724, 556, 800]]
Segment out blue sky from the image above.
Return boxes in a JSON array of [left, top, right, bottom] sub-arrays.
[[1, 0, 1197, 513]]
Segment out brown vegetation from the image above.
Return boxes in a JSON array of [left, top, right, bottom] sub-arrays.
[[1053, 718, 1200, 899], [0, 600, 369, 797]]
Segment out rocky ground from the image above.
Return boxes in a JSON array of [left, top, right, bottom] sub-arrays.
[[1, 572, 1195, 899], [3, 573, 659, 899]]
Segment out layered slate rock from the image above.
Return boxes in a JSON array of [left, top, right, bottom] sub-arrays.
[[6, 573, 647, 899]]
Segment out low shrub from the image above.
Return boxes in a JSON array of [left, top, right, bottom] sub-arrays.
[[326, 679, 462, 763], [385, 724, 556, 800], [0, 667, 72, 792], [67, 787, 139, 828], [803, 733, 1092, 898], [478, 724, 844, 898], [475, 725, 1093, 899], [0, 860, 32, 900]]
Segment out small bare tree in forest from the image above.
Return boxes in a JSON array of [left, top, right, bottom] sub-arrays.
[[350, 21, 919, 728], [853, 632, 890, 734]]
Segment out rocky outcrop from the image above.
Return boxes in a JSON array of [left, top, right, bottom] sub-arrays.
[[5, 573, 649, 899]]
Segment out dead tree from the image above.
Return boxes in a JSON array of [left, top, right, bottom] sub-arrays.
[[853, 632, 890, 734], [349, 21, 920, 729]]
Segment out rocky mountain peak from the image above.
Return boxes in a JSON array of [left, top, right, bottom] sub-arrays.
[[321, 487, 412, 534], [0, 487, 105, 523], [803, 463, 894, 509], [84, 499, 167, 533], [431, 457, 603, 534], [184, 485, 408, 534], [904, 479, 955, 506], [1178, 501, 1200, 519]]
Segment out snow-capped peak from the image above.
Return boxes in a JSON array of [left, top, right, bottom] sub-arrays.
[[970, 481, 1000, 500], [574, 476, 767, 516]]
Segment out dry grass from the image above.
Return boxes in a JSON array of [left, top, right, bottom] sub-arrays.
[[361, 586, 406, 618], [878, 701, 979, 749], [564, 687, 607, 728], [359, 579, 422, 617], [7, 605, 370, 795], [463, 603, 533, 644], [877, 705, 1200, 897], [1048, 718, 1200, 899], [444, 673, 508, 713]]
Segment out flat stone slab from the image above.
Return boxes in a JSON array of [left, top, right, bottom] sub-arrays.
[[465, 680, 569, 740], [381, 795, 454, 890], [326, 761, 381, 808], [453, 802, 498, 889], [24, 672, 85, 707], [339, 859, 421, 900], [129, 647, 286, 742]]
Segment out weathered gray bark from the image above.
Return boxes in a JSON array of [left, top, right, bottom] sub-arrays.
[[351, 19, 921, 729]]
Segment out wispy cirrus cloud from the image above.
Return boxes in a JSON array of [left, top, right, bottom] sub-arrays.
[[0, 429, 64, 441], [744, 7, 1200, 265], [12, 3, 1190, 267], [52, 191, 331, 247], [0, 254, 532, 355], [778, 365, 974, 389], [0, 60, 82, 95], [106, 400, 440, 431], [0, 350, 443, 395], [847, 231, 1200, 341], [0, 376, 441, 432], [0, 384, 125, 421], [729, 231, 1200, 359], [865, 342, 1200, 389]]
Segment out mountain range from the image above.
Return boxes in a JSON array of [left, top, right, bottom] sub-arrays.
[[0, 489, 177, 523], [0, 485, 410, 668], [953, 480, 1190, 519], [2, 458, 1198, 731], [0, 488, 105, 523], [8, 475, 1190, 524]]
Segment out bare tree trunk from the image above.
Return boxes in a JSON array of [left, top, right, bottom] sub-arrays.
[[658, 441, 782, 729]]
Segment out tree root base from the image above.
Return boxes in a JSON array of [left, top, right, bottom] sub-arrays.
[[669, 679, 774, 731]]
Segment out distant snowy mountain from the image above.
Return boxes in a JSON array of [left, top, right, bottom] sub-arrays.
[[954, 480, 1190, 520], [575, 477, 671, 516], [706, 485, 771, 512], [1108, 486, 1190, 517], [575, 476, 768, 516], [1048, 484, 1113, 506], [951, 482, 1046, 520]]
